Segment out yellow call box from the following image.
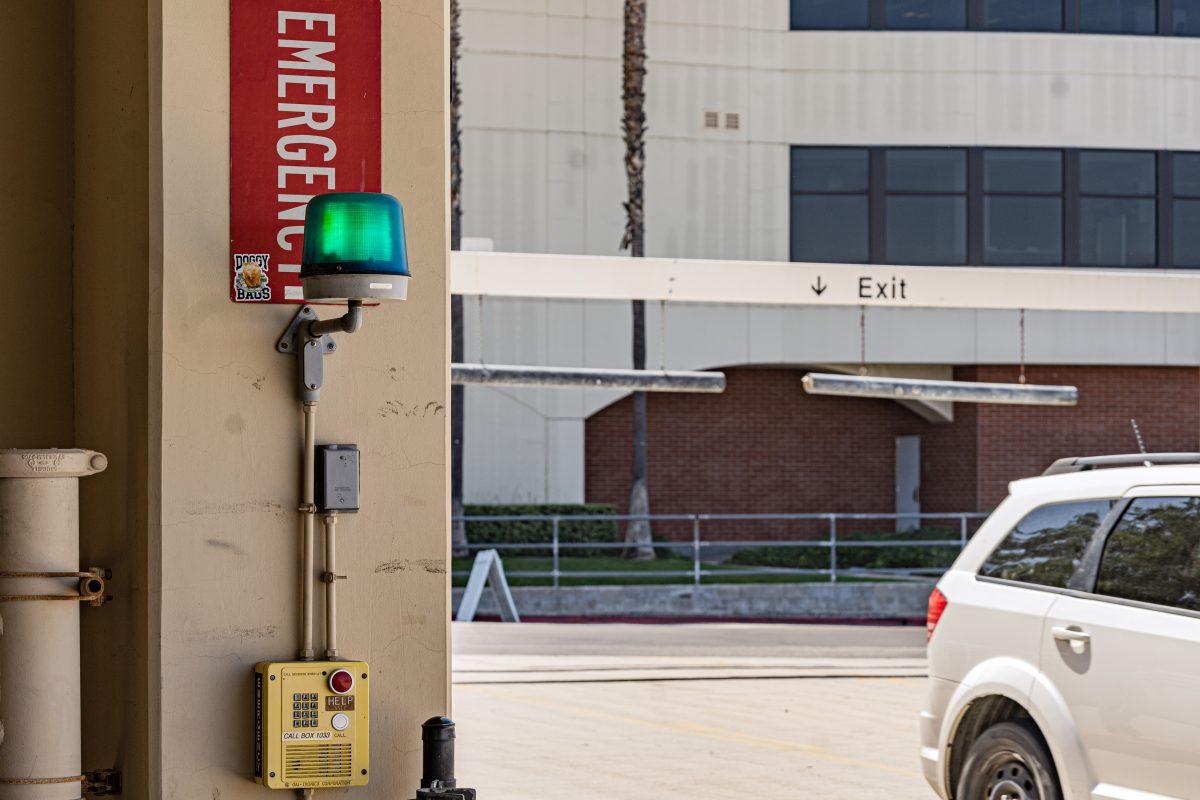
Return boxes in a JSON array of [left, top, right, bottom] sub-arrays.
[[254, 661, 370, 790]]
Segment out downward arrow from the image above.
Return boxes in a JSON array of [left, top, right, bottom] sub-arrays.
[[812, 277, 827, 296]]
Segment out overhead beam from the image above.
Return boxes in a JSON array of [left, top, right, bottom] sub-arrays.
[[452, 363, 726, 393], [801, 373, 1079, 407], [451, 251, 1200, 314]]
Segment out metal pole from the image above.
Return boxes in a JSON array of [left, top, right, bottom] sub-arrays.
[[960, 515, 968, 549], [692, 516, 701, 586], [451, 363, 726, 393], [323, 511, 339, 660], [802, 372, 1078, 407], [551, 517, 560, 590], [300, 402, 317, 661], [420, 716, 457, 790], [829, 515, 838, 584]]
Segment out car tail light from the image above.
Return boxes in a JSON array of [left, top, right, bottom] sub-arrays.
[[927, 587, 948, 641]]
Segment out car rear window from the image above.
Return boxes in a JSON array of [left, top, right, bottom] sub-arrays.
[[979, 499, 1114, 588], [1096, 497, 1200, 612]]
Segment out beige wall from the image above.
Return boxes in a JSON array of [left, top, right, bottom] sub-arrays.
[[152, 1, 449, 796], [3, 1, 449, 797], [0, 1, 74, 448], [73, 0, 155, 794]]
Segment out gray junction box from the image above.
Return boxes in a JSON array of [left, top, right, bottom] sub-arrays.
[[315, 444, 360, 513]]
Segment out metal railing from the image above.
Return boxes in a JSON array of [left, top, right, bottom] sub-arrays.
[[451, 512, 990, 587]]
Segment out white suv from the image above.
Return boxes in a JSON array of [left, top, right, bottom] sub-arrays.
[[922, 455, 1200, 800]]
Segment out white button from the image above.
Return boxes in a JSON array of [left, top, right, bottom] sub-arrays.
[[331, 713, 350, 731]]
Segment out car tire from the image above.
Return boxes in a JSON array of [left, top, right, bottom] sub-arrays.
[[955, 719, 1061, 800]]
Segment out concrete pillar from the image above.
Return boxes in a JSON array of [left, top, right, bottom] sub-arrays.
[[0, 2, 448, 796], [0, 450, 106, 800]]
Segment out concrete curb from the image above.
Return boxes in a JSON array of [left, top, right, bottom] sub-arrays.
[[452, 581, 935, 620]]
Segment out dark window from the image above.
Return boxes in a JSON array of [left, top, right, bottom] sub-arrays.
[[984, 149, 1064, 265], [1176, 0, 1200, 34], [886, 149, 967, 265], [984, 0, 1065, 30], [791, 148, 870, 263], [980, 500, 1114, 588], [789, 0, 1200, 34], [985, 149, 1063, 194], [1173, 152, 1200, 196], [1174, 201, 1200, 266], [792, 197, 870, 262], [791, 0, 870, 29], [1080, 198, 1157, 266], [1080, 150, 1157, 195], [1080, 0, 1159, 33], [886, 0, 968, 28], [1079, 151, 1157, 266], [888, 149, 967, 192], [1173, 154, 1200, 265], [1097, 497, 1200, 611], [784, 145, 1198, 269], [792, 148, 870, 192]]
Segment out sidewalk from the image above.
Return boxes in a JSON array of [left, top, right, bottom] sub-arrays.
[[452, 623, 935, 799]]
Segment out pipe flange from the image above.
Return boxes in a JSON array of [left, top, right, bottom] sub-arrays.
[[78, 573, 107, 605]]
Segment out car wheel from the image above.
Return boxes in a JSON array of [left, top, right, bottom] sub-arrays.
[[956, 719, 1061, 800]]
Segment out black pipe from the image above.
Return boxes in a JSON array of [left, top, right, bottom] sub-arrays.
[[421, 716, 456, 790]]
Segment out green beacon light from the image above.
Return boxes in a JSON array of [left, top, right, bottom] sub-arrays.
[[300, 192, 411, 302]]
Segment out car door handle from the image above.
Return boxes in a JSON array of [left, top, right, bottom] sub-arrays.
[[1052, 626, 1091, 654]]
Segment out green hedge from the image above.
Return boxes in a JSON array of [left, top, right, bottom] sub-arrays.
[[728, 526, 962, 572], [462, 504, 619, 557]]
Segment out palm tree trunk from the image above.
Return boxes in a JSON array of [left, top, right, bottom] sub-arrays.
[[450, 0, 468, 557], [621, 0, 653, 560]]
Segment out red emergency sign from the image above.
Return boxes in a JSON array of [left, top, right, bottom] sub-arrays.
[[230, 0, 381, 303]]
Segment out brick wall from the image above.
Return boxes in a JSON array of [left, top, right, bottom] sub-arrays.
[[972, 365, 1200, 507], [584, 365, 1200, 520]]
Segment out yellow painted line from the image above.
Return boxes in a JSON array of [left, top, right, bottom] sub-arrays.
[[460, 683, 922, 780]]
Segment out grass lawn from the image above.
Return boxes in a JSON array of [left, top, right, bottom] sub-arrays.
[[451, 555, 890, 587]]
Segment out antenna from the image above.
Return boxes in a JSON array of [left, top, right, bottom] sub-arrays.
[[1131, 419, 1151, 466]]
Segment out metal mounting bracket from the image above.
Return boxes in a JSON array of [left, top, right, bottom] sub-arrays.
[[84, 768, 122, 796], [276, 305, 338, 402], [416, 789, 476, 800]]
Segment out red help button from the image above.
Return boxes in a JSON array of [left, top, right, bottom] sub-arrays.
[[329, 669, 355, 695]]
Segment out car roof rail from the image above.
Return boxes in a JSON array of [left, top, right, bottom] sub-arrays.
[[1043, 453, 1200, 476]]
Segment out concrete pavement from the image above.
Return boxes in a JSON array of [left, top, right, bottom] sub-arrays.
[[452, 623, 935, 799]]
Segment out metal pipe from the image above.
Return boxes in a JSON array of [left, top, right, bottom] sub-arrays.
[[801, 372, 1079, 407], [420, 717, 457, 790], [451, 363, 726, 393], [300, 403, 317, 661], [323, 512, 338, 660], [0, 449, 106, 800], [308, 299, 364, 338]]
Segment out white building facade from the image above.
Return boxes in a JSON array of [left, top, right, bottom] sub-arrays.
[[457, 0, 1200, 514]]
